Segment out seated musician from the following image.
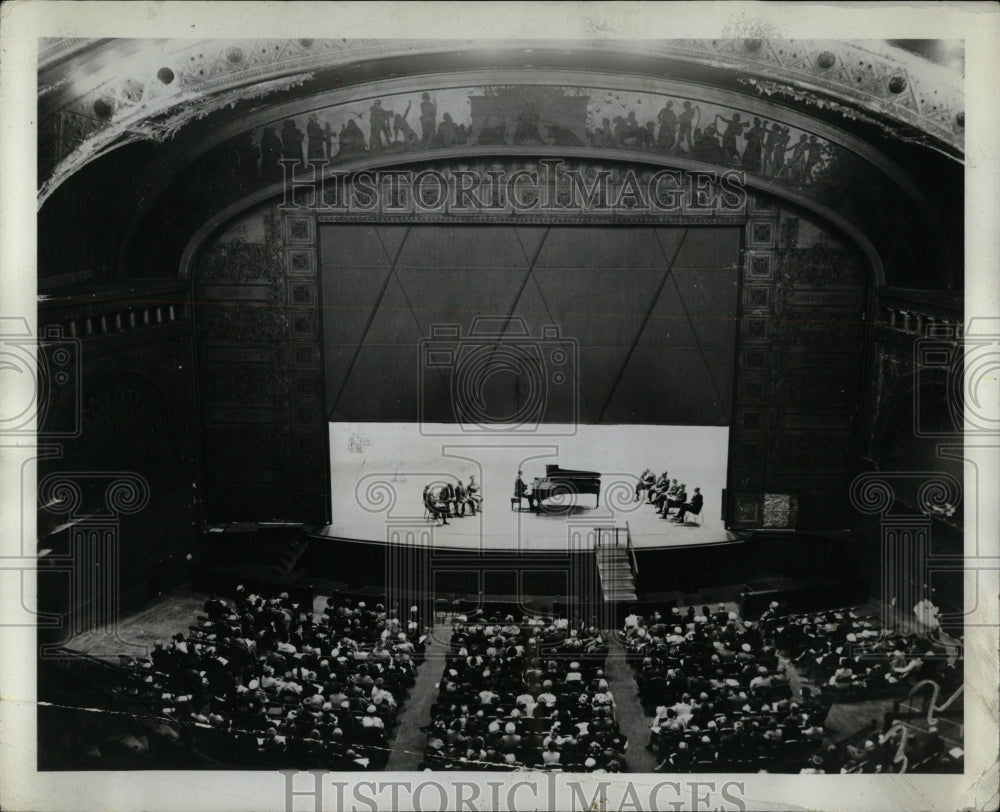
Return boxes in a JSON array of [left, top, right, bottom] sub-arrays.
[[651, 476, 674, 511], [650, 471, 670, 503], [635, 468, 656, 501], [466, 475, 482, 515], [423, 485, 451, 525], [439, 480, 457, 517], [453, 478, 468, 517], [661, 483, 687, 516], [514, 470, 537, 511], [672, 487, 703, 523]]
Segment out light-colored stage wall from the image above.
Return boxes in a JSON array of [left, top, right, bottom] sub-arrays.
[[327, 422, 732, 551]]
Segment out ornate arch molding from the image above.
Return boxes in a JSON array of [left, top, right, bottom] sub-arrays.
[[176, 146, 885, 287], [104, 69, 949, 285], [119, 70, 941, 266], [40, 38, 964, 202]]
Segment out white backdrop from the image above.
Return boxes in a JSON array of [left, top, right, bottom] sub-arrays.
[[327, 421, 732, 549]]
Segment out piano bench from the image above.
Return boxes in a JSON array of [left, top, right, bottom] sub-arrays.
[[510, 497, 522, 511]]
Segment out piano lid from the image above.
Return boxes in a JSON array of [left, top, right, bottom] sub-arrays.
[[544, 464, 601, 478]]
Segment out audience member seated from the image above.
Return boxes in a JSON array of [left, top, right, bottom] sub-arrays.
[[834, 719, 961, 774], [757, 603, 951, 700], [117, 587, 427, 769], [420, 612, 628, 772], [622, 604, 828, 773]]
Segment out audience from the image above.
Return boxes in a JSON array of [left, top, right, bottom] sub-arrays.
[[64, 566, 962, 776], [831, 718, 961, 774], [622, 603, 829, 772], [757, 602, 954, 699], [420, 612, 629, 771], [117, 587, 428, 769]]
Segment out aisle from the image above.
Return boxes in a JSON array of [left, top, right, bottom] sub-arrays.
[[604, 633, 659, 772], [385, 622, 453, 771]]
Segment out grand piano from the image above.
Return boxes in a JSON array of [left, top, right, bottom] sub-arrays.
[[531, 464, 602, 509]]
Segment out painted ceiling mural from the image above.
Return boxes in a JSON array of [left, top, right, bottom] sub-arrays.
[[244, 85, 840, 188], [127, 81, 948, 288], [37, 38, 965, 201]]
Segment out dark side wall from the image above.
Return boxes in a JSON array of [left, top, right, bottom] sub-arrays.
[[727, 201, 869, 530], [849, 287, 966, 617], [36, 283, 200, 629]]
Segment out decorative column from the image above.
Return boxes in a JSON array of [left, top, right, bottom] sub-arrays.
[[39, 472, 150, 655], [567, 525, 607, 631], [850, 471, 961, 628], [384, 521, 435, 633]]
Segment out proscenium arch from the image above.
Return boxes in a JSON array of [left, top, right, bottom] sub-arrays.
[[124, 66, 936, 284], [177, 146, 885, 288], [41, 38, 965, 206]]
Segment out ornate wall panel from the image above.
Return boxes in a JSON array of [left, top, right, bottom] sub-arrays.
[[193, 205, 328, 523], [865, 288, 964, 463], [728, 196, 869, 529]]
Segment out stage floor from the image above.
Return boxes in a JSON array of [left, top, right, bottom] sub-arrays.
[[324, 422, 736, 551]]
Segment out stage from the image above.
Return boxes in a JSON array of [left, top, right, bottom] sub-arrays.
[[323, 422, 736, 551]]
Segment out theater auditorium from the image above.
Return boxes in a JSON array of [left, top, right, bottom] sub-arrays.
[[30, 36, 972, 777]]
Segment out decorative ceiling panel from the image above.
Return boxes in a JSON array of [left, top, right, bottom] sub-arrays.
[[37, 38, 964, 204]]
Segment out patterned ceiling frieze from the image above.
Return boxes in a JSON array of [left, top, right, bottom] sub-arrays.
[[38, 38, 963, 204], [115, 76, 933, 286], [38, 37, 104, 69], [668, 39, 962, 149]]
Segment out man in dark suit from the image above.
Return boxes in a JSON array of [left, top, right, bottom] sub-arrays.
[[424, 485, 450, 525], [439, 481, 457, 517], [635, 468, 656, 501], [673, 487, 703, 523], [453, 479, 468, 517], [651, 475, 673, 510], [514, 470, 536, 511], [661, 483, 687, 517], [466, 476, 482, 515]]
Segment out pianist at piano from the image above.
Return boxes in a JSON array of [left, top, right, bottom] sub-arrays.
[[514, 470, 537, 512], [517, 465, 603, 512]]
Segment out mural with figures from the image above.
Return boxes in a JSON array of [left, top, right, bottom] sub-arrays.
[[242, 85, 837, 187], [131, 81, 946, 290]]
